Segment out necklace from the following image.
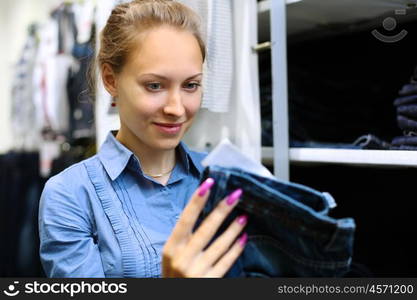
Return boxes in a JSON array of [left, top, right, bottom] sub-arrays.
[[143, 165, 175, 178]]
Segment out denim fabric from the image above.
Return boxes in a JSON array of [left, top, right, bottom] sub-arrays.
[[392, 135, 417, 145], [194, 165, 355, 278], [398, 83, 417, 97], [397, 105, 417, 118], [397, 115, 417, 131], [390, 145, 417, 150], [390, 133, 417, 149], [290, 140, 360, 149], [393, 94, 417, 106], [290, 134, 391, 150]]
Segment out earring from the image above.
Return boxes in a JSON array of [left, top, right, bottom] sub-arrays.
[[111, 97, 117, 107]]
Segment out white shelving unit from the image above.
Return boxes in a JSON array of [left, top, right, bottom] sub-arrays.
[[262, 147, 417, 167], [258, 0, 417, 173]]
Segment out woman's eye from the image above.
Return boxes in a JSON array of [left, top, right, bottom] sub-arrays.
[[146, 83, 162, 91], [184, 82, 201, 91]]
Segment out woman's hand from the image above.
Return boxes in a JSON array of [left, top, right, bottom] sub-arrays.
[[162, 178, 248, 277]]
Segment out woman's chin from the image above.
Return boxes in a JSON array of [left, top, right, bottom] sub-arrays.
[[152, 138, 182, 151]]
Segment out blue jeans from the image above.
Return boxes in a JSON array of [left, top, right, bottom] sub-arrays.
[[194, 166, 356, 277]]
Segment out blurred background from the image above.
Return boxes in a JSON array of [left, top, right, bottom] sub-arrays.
[[1, 0, 417, 278], [0, 0, 66, 153], [0, 0, 97, 277]]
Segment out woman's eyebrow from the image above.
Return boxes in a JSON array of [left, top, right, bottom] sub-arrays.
[[139, 73, 203, 80]]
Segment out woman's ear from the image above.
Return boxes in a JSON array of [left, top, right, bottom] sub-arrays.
[[101, 63, 118, 97]]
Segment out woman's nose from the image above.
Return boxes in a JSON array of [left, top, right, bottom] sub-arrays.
[[163, 89, 185, 117]]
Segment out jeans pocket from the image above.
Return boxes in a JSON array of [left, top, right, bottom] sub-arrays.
[[240, 235, 290, 277]]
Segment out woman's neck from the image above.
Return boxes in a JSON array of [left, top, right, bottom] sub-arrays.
[[115, 128, 176, 179]]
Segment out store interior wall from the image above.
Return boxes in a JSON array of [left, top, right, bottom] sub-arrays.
[[0, 0, 61, 154]]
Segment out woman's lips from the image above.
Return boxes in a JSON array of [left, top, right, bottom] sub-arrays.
[[153, 122, 183, 134]]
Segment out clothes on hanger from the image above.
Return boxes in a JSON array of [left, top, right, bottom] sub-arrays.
[[179, 0, 234, 113], [4, 1, 98, 277], [10, 26, 41, 152], [182, 0, 262, 162], [66, 37, 96, 142]]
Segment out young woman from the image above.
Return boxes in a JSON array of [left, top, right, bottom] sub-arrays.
[[39, 0, 248, 278]]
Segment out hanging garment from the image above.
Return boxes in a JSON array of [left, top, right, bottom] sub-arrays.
[[66, 40, 96, 141], [11, 27, 41, 151], [52, 3, 77, 55], [194, 165, 356, 277], [32, 18, 73, 137], [182, 0, 261, 162], [72, 0, 95, 44], [179, 0, 233, 113]]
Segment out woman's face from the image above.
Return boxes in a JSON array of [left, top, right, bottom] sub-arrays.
[[113, 26, 203, 151]]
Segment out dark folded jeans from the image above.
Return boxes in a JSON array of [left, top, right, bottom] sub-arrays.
[[290, 134, 391, 150], [194, 165, 355, 277], [397, 115, 417, 131], [396, 105, 417, 119], [390, 135, 417, 150], [393, 94, 417, 106], [398, 83, 417, 97], [392, 135, 417, 145]]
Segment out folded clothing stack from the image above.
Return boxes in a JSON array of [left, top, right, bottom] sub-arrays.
[[391, 67, 417, 150]]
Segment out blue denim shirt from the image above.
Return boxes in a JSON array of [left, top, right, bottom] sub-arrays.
[[39, 131, 206, 277]]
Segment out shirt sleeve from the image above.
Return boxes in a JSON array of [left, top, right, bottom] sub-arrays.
[[38, 175, 105, 278]]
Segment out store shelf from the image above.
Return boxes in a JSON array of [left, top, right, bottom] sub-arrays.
[[258, 0, 303, 12], [262, 147, 417, 167], [258, 0, 302, 42]]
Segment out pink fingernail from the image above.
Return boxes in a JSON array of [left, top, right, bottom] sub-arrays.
[[198, 178, 215, 197], [238, 232, 248, 247], [226, 189, 242, 206], [237, 215, 248, 225]]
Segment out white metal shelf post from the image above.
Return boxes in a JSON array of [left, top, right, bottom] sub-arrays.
[[271, 0, 289, 180]]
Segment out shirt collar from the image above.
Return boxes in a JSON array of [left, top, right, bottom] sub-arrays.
[[179, 141, 205, 175], [98, 131, 133, 181], [98, 131, 205, 181]]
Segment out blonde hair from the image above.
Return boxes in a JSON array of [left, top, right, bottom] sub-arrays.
[[99, 0, 205, 73]]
